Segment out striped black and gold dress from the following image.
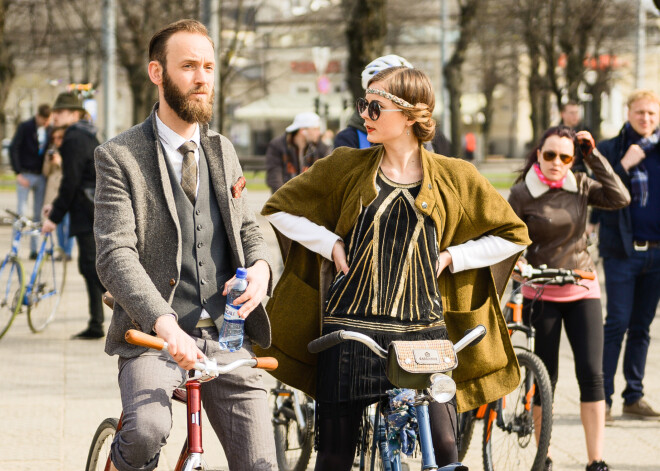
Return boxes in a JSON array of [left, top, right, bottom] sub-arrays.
[[317, 168, 447, 404]]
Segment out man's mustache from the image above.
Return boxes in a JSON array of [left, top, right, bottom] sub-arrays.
[[187, 87, 212, 96]]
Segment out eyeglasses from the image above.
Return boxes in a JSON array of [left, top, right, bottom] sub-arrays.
[[542, 150, 574, 164], [356, 97, 403, 121]]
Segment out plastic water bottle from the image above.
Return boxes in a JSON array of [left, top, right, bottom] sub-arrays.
[[218, 268, 248, 351]]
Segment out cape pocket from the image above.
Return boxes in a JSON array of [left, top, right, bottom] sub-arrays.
[[443, 297, 507, 383]]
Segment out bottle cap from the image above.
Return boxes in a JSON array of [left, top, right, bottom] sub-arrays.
[[236, 267, 248, 279]]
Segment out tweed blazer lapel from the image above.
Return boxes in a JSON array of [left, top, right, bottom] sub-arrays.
[[200, 125, 243, 265], [146, 111, 183, 269]]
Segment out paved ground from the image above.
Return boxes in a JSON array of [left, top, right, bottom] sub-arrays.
[[0, 177, 659, 470]]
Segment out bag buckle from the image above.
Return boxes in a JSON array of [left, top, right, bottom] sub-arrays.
[[633, 241, 649, 252]]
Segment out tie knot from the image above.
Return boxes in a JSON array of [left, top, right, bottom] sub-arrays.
[[178, 140, 197, 155]]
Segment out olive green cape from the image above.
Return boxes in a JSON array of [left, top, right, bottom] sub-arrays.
[[255, 146, 531, 412]]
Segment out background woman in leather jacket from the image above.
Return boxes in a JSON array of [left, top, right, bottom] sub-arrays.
[[508, 126, 630, 471]]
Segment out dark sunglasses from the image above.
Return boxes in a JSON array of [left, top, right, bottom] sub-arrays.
[[356, 97, 403, 121], [542, 150, 574, 164]]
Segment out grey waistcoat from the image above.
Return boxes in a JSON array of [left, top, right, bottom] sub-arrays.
[[164, 145, 233, 333]]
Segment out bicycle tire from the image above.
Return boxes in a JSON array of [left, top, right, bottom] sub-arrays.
[[86, 417, 118, 471], [273, 394, 314, 471], [482, 350, 553, 471], [27, 246, 67, 333], [456, 409, 476, 462], [0, 257, 25, 340]]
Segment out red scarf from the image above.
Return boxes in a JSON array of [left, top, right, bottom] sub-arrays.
[[533, 163, 565, 189]]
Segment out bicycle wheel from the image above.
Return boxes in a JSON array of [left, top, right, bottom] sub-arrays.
[[273, 390, 314, 471], [86, 417, 118, 471], [457, 409, 477, 462], [27, 246, 67, 333], [482, 350, 553, 471], [0, 257, 25, 340]]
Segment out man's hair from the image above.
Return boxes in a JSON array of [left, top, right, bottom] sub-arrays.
[[37, 104, 51, 118], [560, 101, 580, 112], [149, 19, 213, 68], [627, 89, 660, 108]]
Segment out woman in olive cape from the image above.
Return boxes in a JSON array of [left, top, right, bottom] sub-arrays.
[[256, 67, 530, 469]]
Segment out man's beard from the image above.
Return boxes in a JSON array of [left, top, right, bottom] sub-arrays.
[[162, 69, 214, 124]]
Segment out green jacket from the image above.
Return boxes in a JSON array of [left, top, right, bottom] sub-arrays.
[[256, 145, 531, 412]]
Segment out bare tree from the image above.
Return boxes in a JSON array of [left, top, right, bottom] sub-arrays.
[[443, 0, 481, 157], [0, 1, 17, 140], [341, 0, 387, 104]]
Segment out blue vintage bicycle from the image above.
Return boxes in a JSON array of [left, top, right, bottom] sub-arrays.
[[308, 325, 487, 470], [0, 209, 67, 339]]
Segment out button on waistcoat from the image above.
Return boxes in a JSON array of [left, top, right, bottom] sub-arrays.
[[164, 144, 233, 333]]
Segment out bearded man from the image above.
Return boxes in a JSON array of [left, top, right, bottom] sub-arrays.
[[93, 19, 276, 471]]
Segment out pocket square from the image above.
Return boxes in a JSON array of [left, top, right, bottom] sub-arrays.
[[231, 176, 246, 198]]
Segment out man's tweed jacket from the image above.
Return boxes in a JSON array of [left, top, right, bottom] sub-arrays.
[[94, 105, 272, 358]]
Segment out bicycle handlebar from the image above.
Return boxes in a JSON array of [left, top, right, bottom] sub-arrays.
[[307, 331, 346, 354], [515, 264, 595, 286], [307, 325, 487, 357], [4, 208, 41, 231], [124, 329, 278, 376]]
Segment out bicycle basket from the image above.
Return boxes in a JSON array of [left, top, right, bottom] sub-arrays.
[[386, 339, 458, 389]]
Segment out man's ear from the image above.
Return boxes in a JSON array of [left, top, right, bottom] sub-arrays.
[[148, 61, 163, 85]]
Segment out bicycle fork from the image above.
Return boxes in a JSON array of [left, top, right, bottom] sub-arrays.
[[416, 401, 438, 470]]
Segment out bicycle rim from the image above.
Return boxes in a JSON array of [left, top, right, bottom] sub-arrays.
[[85, 417, 118, 471], [0, 258, 24, 340], [274, 401, 314, 471], [27, 247, 66, 333], [482, 350, 553, 471]]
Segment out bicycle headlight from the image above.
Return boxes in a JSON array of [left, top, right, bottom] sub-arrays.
[[427, 373, 456, 403]]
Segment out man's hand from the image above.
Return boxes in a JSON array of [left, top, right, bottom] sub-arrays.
[[16, 173, 29, 188], [621, 144, 646, 172], [223, 260, 270, 319], [41, 218, 57, 234], [153, 315, 204, 370], [332, 240, 349, 275]]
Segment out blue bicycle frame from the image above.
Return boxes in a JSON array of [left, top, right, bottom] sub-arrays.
[[23, 233, 59, 306]]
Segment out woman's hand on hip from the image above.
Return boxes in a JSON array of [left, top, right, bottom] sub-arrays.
[[332, 240, 349, 275], [436, 250, 453, 277]]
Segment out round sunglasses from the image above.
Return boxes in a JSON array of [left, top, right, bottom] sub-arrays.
[[356, 97, 403, 121], [542, 150, 574, 164]]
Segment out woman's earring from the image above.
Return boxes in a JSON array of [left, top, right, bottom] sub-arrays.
[[407, 128, 410, 136]]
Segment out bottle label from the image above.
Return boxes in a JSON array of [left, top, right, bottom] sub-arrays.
[[224, 303, 241, 320]]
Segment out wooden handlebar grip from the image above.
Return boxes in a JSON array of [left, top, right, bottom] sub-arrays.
[[574, 269, 596, 280], [125, 329, 166, 351], [254, 357, 278, 371]]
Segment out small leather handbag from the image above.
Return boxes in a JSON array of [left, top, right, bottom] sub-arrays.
[[386, 339, 458, 390]]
